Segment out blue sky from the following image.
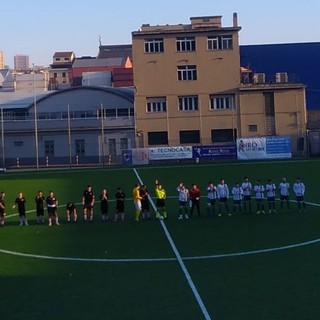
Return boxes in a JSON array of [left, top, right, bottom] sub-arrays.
[[1, 0, 320, 67]]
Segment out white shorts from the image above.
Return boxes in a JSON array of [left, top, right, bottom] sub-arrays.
[[134, 201, 141, 211]]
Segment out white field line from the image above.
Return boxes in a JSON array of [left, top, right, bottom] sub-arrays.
[[133, 168, 212, 320]]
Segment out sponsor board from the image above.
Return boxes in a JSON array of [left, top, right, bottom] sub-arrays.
[[148, 146, 193, 160], [122, 149, 149, 165], [237, 136, 292, 160], [192, 145, 237, 159]]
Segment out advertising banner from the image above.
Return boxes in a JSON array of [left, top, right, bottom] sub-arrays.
[[122, 149, 149, 165], [192, 145, 237, 159], [237, 136, 292, 160], [148, 146, 193, 160]]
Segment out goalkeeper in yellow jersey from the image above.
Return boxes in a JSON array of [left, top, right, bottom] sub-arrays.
[[132, 183, 142, 221], [155, 181, 167, 219]]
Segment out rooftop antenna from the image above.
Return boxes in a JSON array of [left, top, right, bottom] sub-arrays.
[[99, 35, 102, 46]]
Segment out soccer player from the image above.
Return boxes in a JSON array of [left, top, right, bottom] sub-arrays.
[[217, 179, 230, 216], [140, 185, 151, 220], [12, 192, 28, 226], [100, 189, 109, 222], [241, 176, 253, 213], [266, 179, 277, 213], [232, 182, 243, 214], [35, 190, 45, 224], [114, 187, 125, 222], [133, 183, 142, 221], [254, 180, 265, 214], [293, 178, 306, 213], [82, 185, 95, 222], [46, 191, 59, 226], [0, 191, 5, 227], [66, 201, 78, 223], [189, 184, 201, 217], [177, 182, 189, 220], [206, 181, 217, 217], [279, 177, 290, 210], [155, 183, 167, 219]]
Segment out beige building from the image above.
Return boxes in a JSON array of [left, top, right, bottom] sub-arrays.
[[132, 14, 307, 154], [0, 50, 4, 69], [49, 51, 75, 89]]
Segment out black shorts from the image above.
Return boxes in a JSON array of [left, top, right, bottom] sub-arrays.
[[36, 208, 44, 216], [207, 199, 216, 206], [156, 199, 165, 208], [84, 204, 93, 210], [116, 201, 124, 213], [243, 195, 251, 202], [141, 200, 149, 211], [296, 195, 304, 202], [280, 195, 289, 201], [219, 197, 228, 203], [47, 207, 57, 217], [233, 200, 241, 205], [0, 209, 5, 217], [267, 197, 275, 202]]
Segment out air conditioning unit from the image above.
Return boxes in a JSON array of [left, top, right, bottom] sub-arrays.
[[275, 72, 288, 83], [253, 73, 265, 83]]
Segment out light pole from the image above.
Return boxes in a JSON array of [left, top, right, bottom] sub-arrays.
[[33, 63, 39, 170]]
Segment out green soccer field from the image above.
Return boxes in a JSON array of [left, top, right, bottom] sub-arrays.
[[1, 159, 320, 320]]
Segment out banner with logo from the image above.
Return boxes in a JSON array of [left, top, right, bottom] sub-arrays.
[[237, 136, 292, 160], [192, 145, 237, 159], [122, 149, 149, 165], [148, 146, 193, 160]]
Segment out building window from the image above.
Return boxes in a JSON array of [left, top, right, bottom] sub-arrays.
[[176, 37, 196, 52], [248, 125, 258, 132], [54, 73, 57, 78], [145, 39, 164, 53], [44, 140, 54, 156], [148, 132, 168, 145], [211, 129, 236, 143], [14, 141, 24, 147], [62, 72, 66, 77], [178, 96, 198, 111], [178, 65, 197, 81], [210, 95, 234, 110], [108, 139, 116, 156], [207, 35, 233, 50], [147, 97, 167, 112], [120, 138, 128, 150], [180, 130, 200, 144], [117, 109, 129, 117], [75, 139, 85, 155]]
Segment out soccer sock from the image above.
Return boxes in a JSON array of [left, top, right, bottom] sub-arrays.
[[114, 213, 118, 222], [163, 210, 167, 218], [134, 210, 140, 220], [121, 213, 124, 221]]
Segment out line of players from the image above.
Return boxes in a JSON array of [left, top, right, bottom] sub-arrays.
[[176, 177, 306, 219], [0, 177, 306, 227], [0, 185, 126, 227]]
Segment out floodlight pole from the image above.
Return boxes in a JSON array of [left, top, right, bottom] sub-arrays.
[[1, 108, 5, 169], [33, 64, 39, 170]]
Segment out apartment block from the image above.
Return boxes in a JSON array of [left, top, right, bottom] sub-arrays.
[[132, 14, 307, 154]]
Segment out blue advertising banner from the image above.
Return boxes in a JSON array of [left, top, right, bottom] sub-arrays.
[[237, 136, 292, 160], [192, 145, 237, 159], [121, 150, 133, 165]]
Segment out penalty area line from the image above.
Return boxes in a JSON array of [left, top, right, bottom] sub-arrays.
[[133, 168, 212, 320]]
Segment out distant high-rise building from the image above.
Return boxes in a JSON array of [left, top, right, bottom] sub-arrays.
[[14, 54, 29, 70], [0, 51, 4, 69]]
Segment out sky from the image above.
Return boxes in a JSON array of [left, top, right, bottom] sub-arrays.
[[1, 0, 320, 68]]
